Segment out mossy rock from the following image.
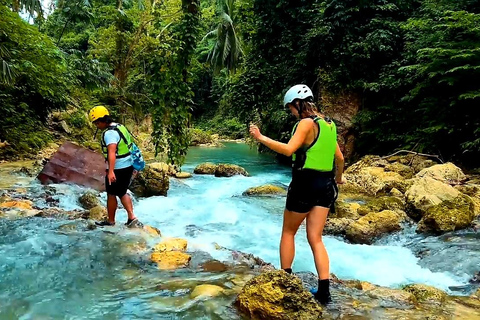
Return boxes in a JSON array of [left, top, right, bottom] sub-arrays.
[[324, 218, 354, 236], [130, 166, 169, 197], [215, 164, 249, 177], [78, 191, 100, 210], [402, 284, 447, 304], [357, 196, 405, 216], [243, 185, 286, 196], [235, 270, 323, 320], [416, 195, 475, 234], [88, 205, 107, 220], [345, 210, 405, 244], [385, 162, 415, 179], [194, 162, 218, 175]]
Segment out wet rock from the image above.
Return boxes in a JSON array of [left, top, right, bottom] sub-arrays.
[[469, 271, 480, 284], [0, 200, 33, 210], [153, 238, 188, 252], [345, 210, 406, 244], [416, 163, 467, 185], [191, 284, 224, 298], [357, 196, 405, 216], [455, 184, 480, 217], [78, 191, 100, 210], [194, 163, 217, 175], [151, 251, 191, 270], [17, 166, 37, 177], [143, 225, 162, 237], [417, 195, 475, 234], [405, 177, 460, 220], [200, 260, 229, 272], [88, 205, 107, 220], [35, 208, 87, 219], [403, 284, 447, 304], [175, 172, 192, 179], [235, 270, 323, 320], [149, 162, 177, 176], [242, 185, 286, 197], [324, 218, 353, 236], [215, 164, 249, 177], [130, 166, 169, 197], [57, 222, 79, 232], [37, 141, 106, 191], [215, 244, 275, 271], [474, 288, 480, 299], [359, 281, 417, 305]]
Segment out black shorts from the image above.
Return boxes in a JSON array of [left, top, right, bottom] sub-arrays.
[[105, 166, 134, 197], [285, 170, 338, 213]]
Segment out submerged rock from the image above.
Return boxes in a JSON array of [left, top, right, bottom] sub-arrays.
[[215, 164, 249, 177], [345, 210, 406, 244], [191, 284, 224, 299], [130, 166, 169, 197], [235, 270, 323, 320], [243, 185, 286, 196]]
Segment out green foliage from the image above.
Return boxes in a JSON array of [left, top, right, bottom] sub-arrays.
[[150, 0, 201, 166], [0, 5, 70, 155], [202, 0, 244, 74], [196, 115, 246, 139]]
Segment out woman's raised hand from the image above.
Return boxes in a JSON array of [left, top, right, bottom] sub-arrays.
[[249, 123, 263, 141]]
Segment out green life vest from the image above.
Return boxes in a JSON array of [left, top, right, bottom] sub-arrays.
[[291, 117, 337, 172], [101, 124, 133, 159]]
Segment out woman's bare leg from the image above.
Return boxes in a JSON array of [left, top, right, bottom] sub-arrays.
[[306, 206, 330, 279], [280, 209, 306, 270]]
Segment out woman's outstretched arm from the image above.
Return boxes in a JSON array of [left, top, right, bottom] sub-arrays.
[[249, 119, 312, 157]]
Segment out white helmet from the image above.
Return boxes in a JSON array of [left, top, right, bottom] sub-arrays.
[[283, 84, 314, 107]]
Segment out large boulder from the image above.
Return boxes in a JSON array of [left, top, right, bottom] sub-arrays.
[[78, 191, 100, 210], [153, 238, 188, 252], [455, 184, 480, 217], [194, 163, 217, 175], [416, 163, 467, 185], [345, 210, 406, 244], [130, 166, 169, 197], [416, 195, 475, 234], [215, 164, 249, 177], [343, 165, 407, 196], [405, 177, 461, 220], [235, 270, 323, 320], [243, 185, 286, 196], [384, 162, 415, 179]]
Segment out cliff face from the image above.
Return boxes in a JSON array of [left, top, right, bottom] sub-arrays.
[[319, 90, 360, 164]]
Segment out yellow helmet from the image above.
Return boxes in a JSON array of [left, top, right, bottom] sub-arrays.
[[89, 105, 109, 122]]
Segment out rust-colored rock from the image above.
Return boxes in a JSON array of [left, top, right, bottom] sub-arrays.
[[37, 142, 106, 191]]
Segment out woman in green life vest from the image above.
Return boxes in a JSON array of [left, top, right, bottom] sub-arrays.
[[249, 84, 345, 305]]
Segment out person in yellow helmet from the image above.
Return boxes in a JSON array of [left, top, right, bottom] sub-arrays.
[[249, 85, 345, 305], [89, 106, 140, 227]]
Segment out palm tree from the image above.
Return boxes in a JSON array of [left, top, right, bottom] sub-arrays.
[[203, 0, 243, 74], [10, 0, 44, 20]]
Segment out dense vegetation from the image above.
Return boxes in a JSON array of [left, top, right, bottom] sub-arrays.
[[1, 0, 479, 166]]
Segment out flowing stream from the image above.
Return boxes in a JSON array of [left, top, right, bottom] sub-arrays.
[[0, 142, 477, 319]]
